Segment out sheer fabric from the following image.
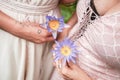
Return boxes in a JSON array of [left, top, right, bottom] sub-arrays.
[[0, 0, 60, 80]]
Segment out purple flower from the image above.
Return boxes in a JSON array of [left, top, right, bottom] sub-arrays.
[[46, 16, 64, 32], [52, 38, 78, 64]]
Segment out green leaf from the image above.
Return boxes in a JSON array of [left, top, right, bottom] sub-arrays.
[[59, 3, 76, 23]]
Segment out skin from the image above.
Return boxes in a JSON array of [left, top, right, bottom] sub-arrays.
[[0, 11, 54, 44], [60, 0, 76, 4], [57, 12, 78, 41], [54, 0, 120, 80], [57, 0, 78, 42]]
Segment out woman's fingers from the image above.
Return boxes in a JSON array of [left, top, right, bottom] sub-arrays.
[[23, 21, 53, 37], [52, 44, 56, 49], [52, 57, 74, 80], [45, 36, 54, 42], [38, 27, 53, 37], [16, 21, 55, 43], [60, 64, 74, 80], [47, 32, 53, 37], [67, 61, 76, 69]]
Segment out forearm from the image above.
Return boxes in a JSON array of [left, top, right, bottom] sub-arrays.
[[0, 11, 22, 36], [57, 12, 77, 41], [0, 11, 54, 43], [60, 0, 76, 4], [66, 12, 77, 31]]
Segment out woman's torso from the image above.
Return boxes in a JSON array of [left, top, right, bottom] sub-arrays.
[[0, 1, 60, 80], [0, 0, 60, 23], [69, 0, 120, 79]]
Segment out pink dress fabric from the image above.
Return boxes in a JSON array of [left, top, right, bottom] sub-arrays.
[[51, 0, 120, 80]]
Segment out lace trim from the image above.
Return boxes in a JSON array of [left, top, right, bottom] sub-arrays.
[[70, 1, 99, 41]]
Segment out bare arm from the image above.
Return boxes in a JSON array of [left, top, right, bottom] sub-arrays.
[[66, 12, 78, 32], [57, 11, 78, 41], [60, 0, 76, 4], [56, 0, 78, 41], [0, 11, 21, 35], [0, 11, 54, 43]]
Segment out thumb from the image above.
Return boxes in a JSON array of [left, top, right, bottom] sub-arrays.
[[61, 64, 75, 79], [52, 43, 56, 49], [61, 64, 71, 75], [67, 61, 77, 69]]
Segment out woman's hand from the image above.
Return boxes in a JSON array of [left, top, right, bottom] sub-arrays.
[[52, 55, 92, 80], [15, 21, 54, 43], [0, 11, 54, 44], [61, 62, 92, 80], [58, 62, 92, 80]]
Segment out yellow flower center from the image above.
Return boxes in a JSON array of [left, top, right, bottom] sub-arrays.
[[49, 20, 60, 30], [60, 46, 71, 56]]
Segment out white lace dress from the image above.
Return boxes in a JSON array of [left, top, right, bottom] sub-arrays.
[[0, 0, 60, 80]]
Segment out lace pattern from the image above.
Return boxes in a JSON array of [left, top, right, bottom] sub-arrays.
[[70, 0, 99, 42]]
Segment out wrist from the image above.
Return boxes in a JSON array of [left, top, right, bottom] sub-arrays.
[[61, 0, 78, 7], [0, 11, 25, 38], [63, 0, 78, 7], [10, 20, 24, 37], [80, 73, 92, 80]]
